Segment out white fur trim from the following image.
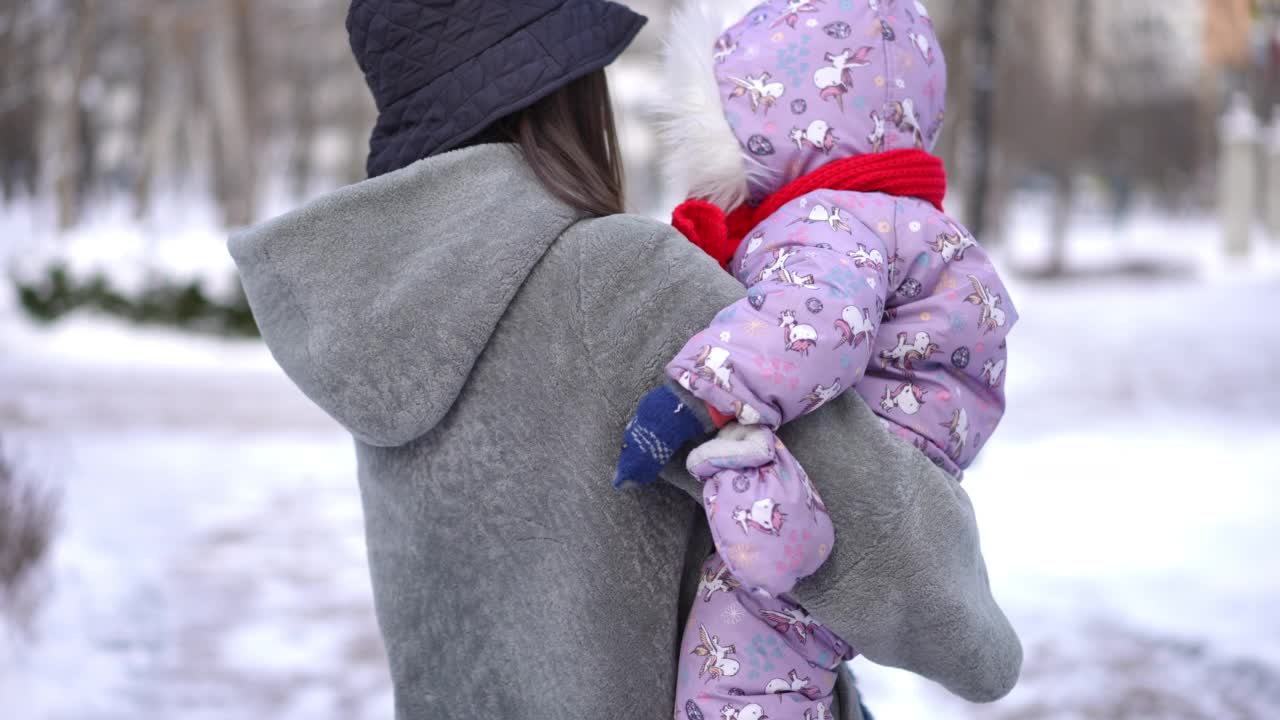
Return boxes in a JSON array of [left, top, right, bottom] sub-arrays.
[[654, 0, 771, 211]]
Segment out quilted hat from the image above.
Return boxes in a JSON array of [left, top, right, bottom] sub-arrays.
[[348, 0, 647, 178]]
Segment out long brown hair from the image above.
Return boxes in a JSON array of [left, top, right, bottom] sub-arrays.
[[465, 70, 626, 216]]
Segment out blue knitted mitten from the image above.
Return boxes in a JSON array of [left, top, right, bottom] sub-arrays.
[[613, 384, 710, 490]]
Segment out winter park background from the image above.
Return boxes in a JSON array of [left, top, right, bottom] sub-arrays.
[[2, 1, 1279, 718]]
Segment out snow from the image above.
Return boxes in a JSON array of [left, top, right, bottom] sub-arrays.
[[2, 207, 1279, 718], [1, 314, 390, 719], [849, 215, 1280, 718]]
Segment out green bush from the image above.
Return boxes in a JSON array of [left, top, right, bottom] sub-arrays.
[[14, 265, 259, 337]]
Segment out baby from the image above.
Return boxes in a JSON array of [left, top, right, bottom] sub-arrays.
[[613, 2, 1017, 718]]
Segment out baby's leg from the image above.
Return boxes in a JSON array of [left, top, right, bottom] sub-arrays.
[[688, 425, 834, 597], [677, 556, 846, 720]]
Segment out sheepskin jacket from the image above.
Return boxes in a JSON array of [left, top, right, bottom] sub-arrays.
[[228, 144, 1020, 719]]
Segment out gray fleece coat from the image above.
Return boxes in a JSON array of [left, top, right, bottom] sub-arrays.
[[228, 144, 1020, 719]]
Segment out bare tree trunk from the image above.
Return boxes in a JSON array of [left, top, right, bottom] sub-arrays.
[[935, 0, 972, 205], [204, 0, 256, 227], [344, 103, 374, 186], [133, 6, 184, 220], [0, 3, 41, 202], [1047, 172, 1073, 275], [48, 1, 97, 230], [288, 67, 316, 200], [963, 0, 996, 241]]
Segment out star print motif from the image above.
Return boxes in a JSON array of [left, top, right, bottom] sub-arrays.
[[723, 603, 746, 625], [744, 319, 769, 336], [729, 543, 757, 569]]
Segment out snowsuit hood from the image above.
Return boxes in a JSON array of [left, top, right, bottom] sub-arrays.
[[661, 0, 947, 207], [228, 145, 579, 447]]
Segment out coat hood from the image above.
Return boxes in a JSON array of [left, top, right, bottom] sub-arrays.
[[228, 144, 579, 446], [659, 0, 947, 209]]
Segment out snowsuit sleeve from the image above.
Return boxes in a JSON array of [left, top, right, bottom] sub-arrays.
[[666, 191, 889, 429], [573, 217, 1021, 702]]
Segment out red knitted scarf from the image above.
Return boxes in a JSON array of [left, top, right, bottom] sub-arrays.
[[671, 149, 946, 270]]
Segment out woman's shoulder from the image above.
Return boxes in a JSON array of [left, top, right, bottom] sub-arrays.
[[559, 212, 703, 280], [561, 212, 679, 251]]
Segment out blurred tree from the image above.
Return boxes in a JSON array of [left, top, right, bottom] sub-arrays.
[[963, 0, 996, 242], [1, 0, 379, 227], [932, 0, 1211, 272], [0, 1, 41, 202], [204, 0, 258, 227], [41, 0, 98, 230]]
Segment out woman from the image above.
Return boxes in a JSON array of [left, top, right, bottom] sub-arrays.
[[229, 1, 1020, 717]]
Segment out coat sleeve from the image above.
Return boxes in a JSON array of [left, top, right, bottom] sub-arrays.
[[574, 216, 1021, 703], [666, 192, 889, 428]]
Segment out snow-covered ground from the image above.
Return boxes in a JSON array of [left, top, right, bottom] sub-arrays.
[[0, 316, 391, 719], [1, 205, 1278, 718]]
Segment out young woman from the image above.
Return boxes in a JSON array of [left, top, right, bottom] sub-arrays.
[[229, 1, 1020, 717]]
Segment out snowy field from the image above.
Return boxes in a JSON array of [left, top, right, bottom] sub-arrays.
[[2, 205, 1279, 719]]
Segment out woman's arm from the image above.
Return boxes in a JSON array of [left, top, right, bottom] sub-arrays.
[[574, 216, 1020, 702]]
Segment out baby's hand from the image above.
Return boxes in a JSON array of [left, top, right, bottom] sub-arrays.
[[612, 385, 709, 490]]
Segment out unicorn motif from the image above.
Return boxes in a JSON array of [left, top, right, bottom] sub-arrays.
[[729, 72, 786, 114], [779, 310, 819, 356], [867, 110, 887, 153], [847, 243, 885, 269], [692, 624, 740, 681], [796, 464, 827, 515], [942, 407, 969, 458], [929, 221, 978, 262], [789, 120, 837, 153], [833, 305, 874, 349], [804, 703, 833, 720], [698, 562, 741, 602], [756, 246, 799, 284], [755, 247, 817, 288], [801, 379, 842, 413], [792, 203, 852, 233], [772, 0, 823, 29], [880, 382, 927, 415], [878, 331, 940, 373], [685, 345, 735, 391], [888, 98, 925, 148], [764, 669, 823, 700], [812, 46, 874, 112], [732, 497, 786, 535], [714, 33, 739, 64], [907, 31, 935, 65], [719, 704, 769, 720], [759, 606, 820, 643], [745, 231, 766, 255], [965, 274, 1008, 333], [980, 357, 1006, 387]]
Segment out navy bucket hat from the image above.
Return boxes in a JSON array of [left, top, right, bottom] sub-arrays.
[[347, 0, 647, 178]]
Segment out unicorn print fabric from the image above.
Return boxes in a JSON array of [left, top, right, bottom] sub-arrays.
[[657, 1, 1018, 718]]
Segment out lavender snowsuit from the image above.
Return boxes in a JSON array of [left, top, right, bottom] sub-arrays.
[[664, 2, 1018, 717]]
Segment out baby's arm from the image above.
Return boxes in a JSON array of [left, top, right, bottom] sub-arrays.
[[687, 424, 835, 597], [666, 191, 891, 429]]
